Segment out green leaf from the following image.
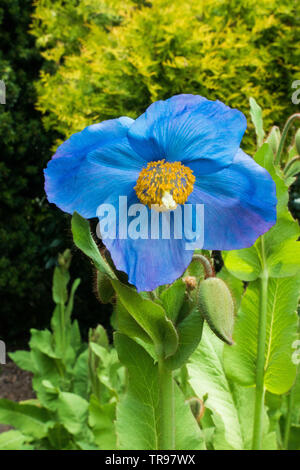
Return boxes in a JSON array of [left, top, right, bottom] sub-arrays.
[[45, 422, 75, 450], [51, 306, 80, 362], [89, 341, 124, 401], [89, 342, 111, 365], [188, 325, 276, 450], [65, 278, 81, 321], [223, 246, 261, 282], [29, 329, 59, 359], [0, 430, 33, 450], [76, 440, 99, 450], [114, 298, 152, 343], [112, 280, 178, 359], [89, 324, 109, 349], [73, 349, 89, 399], [30, 351, 62, 406], [51, 277, 81, 360], [288, 426, 300, 450], [56, 391, 89, 436], [69, 319, 82, 355], [226, 216, 300, 282], [9, 350, 36, 374], [0, 399, 53, 439], [51, 306, 64, 357], [160, 279, 186, 323], [115, 333, 205, 450], [166, 306, 204, 370], [89, 395, 116, 450], [71, 212, 115, 278], [37, 380, 61, 412], [52, 265, 70, 305], [223, 276, 300, 394], [249, 97, 265, 148], [263, 217, 300, 278]]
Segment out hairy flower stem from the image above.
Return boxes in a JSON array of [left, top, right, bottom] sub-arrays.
[[275, 113, 300, 165], [158, 358, 175, 450], [192, 254, 214, 278], [252, 236, 268, 450]]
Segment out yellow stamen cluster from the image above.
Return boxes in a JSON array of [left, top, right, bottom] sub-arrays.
[[134, 159, 195, 210]]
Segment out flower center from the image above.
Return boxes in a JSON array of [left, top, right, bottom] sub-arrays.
[[134, 159, 195, 212]]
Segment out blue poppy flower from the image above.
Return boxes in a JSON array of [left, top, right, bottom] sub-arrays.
[[44, 94, 276, 292]]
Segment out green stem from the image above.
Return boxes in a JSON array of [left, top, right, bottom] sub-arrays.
[[275, 113, 300, 166], [158, 358, 175, 450], [60, 303, 66, 362], [252, 237, 268, 450], [283, 370, 298, 449]]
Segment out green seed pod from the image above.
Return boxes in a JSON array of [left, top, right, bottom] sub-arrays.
[[295, 128, 300, 156], [197, 277, 235, 345]]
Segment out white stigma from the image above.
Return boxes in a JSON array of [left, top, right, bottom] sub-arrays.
[[152, 191, 178, 212]]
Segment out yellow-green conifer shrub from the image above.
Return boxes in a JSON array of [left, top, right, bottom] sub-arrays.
[[32, 0, 300, 150]]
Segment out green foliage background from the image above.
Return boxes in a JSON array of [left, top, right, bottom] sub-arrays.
[[32, 0, 300, 149]]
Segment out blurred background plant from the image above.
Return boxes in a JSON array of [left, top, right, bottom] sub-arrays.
[[32, 0, 300, 150], [1, 0, 299, 347], [0, 250, 124, 450]]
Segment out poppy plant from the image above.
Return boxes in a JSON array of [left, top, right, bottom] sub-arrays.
[[44, 94, 276, 291]]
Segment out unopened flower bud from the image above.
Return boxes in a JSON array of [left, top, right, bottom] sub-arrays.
[[94, 270, 114, 304], [266, 126, 281, 155], [197, 277, 235, 345]]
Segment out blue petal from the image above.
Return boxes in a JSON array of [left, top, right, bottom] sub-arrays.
[[87, 138, 145, 171], [44, 118, 143, 218], [188, 149, 277, 250], [128, 94, 247, 174], [101, 192, 194, 292], [53, 117, 134, 160]]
